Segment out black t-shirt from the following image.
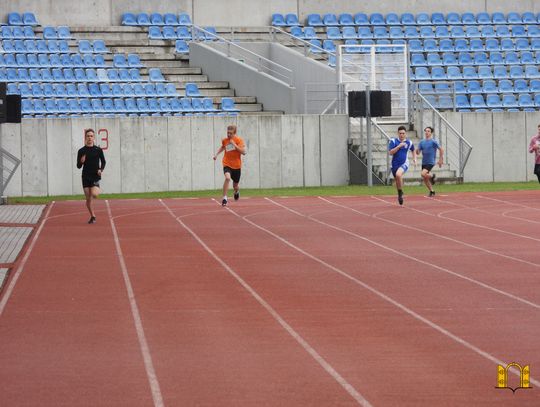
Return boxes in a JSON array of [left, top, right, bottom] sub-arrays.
[[77, 145, 106, 179]]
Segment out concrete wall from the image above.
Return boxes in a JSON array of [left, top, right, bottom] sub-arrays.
[[442, 111, 540, 182], [1, 0, 538, 27], [0, 115, 348, 197]]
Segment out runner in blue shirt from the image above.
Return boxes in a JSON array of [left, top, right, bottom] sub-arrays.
[[388, 125, 416, 205], [416, 126, 444, 197]]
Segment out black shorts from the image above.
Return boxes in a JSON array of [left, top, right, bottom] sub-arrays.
[[82, 176, 100, 189], [534, 164, 540, 175], [422, 164, 434, 172], [223, 166, 241, 183]]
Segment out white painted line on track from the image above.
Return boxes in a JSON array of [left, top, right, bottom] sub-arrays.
[[236, 198, 540, 387], [106, 200, 165, 407], [0, 202, 54, 318], [160, 198, 373, 407]]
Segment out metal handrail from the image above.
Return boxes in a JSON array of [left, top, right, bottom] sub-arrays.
[[371, 119, 392, 183], [415, 92, 473, 176], [191, 25, 295, 86]]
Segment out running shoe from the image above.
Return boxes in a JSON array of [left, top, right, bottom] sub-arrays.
[[222, 198, 228, 206], [431, 173, 436, 185], [398, 190, 403, 205], [429, 191, 436, 197], [88, 216, 96, 224], [234, 191, 240, 201]]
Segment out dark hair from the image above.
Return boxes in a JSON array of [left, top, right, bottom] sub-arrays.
[[424, 126, 434, 133], [397, 125, 407, 132], [85, 128, 95, 136]]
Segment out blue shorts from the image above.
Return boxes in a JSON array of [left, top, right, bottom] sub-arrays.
[[391, 163, 409, 177]]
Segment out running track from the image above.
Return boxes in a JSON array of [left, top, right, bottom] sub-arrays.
[[0, 191, 539, 406]]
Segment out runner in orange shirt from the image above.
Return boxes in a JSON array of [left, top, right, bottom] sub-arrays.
[[213, 125, 246, 206]]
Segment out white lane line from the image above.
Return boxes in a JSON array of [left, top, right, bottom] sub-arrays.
[[477, 195, 540, 211], [106, 200, 165, 407], [241, 198, 540, 387], [0, 202, 54, 317], [160, 198, 372, 407], [322, 197, 539, 269]]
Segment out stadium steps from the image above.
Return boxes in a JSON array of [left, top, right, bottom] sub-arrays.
[[66, 25, 267, 113]]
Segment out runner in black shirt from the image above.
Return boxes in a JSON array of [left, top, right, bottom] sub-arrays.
[[76, 129, 106, 224]]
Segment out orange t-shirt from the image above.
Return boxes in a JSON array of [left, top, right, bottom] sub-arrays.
[[221, 136, 245, 169]]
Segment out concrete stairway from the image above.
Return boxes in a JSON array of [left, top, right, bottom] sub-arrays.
[[61, 26, 272, 114]]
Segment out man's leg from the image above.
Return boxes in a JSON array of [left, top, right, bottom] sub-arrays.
[[395, 168, 405, 205], [233, 182, 240, 200], [535, 164, 540, 183], [421, 168, 434, 195], [222, 172, 231, 205], [83, 187, 96, 223]]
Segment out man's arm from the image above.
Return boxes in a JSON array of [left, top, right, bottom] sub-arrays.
[[530, 137, 539, 153], [213, 146, 225, 160], [232, 141, 246, 155], [388, 141, 404, 155], [76, 149, 84, 169], [437, 146, 444, 167], [99, 149, 106, 171]]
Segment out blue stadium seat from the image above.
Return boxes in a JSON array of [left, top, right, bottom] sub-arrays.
[[21, 99, 34, 114], [8, 13, 23, 25], [77, 83, 90, 96], [481, 26, 496, 38], [418, 82, 433, 93], [431, 66, 447, 80], [484, 38, 499, 51], [446, 66, 463, 79], [307, 14, 323, 26], [426, 52, 442, 65], [337, 13, 353, 26], [466, 80, 482, 93], [489, 52, 504, 65], [52, 83, 65, 97], [496, 25, 511, 37], [43, 26, 57, 39], [286, 14, 300, 26], [357, 27, 372, 39], [486, 94, 503, 108], [435, 83, 452, 94], [507, 12, 522, 24], [373, 27, 388, 38], [403, 26, 418, 39], [492, 12, 506, 24], [480, 79, 496, 93], [137, 13, 151, 26], [408, 39, 422, 52], [148, 26, 162, 39], [509, 65, 525, 78], [516, 38, 531, 51], [112, 54, 127, 67], [500, 38, 515, 51], [458, 52, 473, 65], [518, 94, 534, 107], [512, 25, 526, 37], [514, 79, 529, 92], [521, 51, 535, 64], [15, 53, 27, 66], [413, 67, 430, 80], [528, 26, 540, 37], [2, 53, 15, 66], [446, 13, 461, 25], [502, 94, 518, 108], [1, 26, 13, 38], [290, 26, 304, 39], [271, 14, 286, 26], [462, 13, 476, 24], [420, 26, 435, 38], [526, 65, 540, 78], [473, 52, 489, 65], [462, 66, 478, 79], [411, 53, 425, 65], [175, 40, 189, 54], [456, 95, 470, 108], [476, 12, 491, 24], [532, 39, 540, 51], [449, 26, 464, 38], [384, 13, 399, 25], [17, 83, 29, 96], [303, 27, 317, 40], [150, 13, 164, 26], [505, 51, 520, 64], [122, 13, 137, 25], [70, 53, 83, 66], [369, 13, 384, 25], [162, 26, 177, 40], [342, 26, 357, 40], [465, 26, 481, 38], [326, 27, 342, 40], [498, 79, 513, 93], [22, 12, 38, 26], [522, 12, 536, 24], [431, 13, 445, 25], [88, 83, 101, 97], [162, 13, 178, 26], [437, 95, 454, 109], [93, 40, 109, 53], [454, 39, 469, 51], [470, 95, 487, 108], [178, 13, 192, 26], [416, 13, 431, 25], [442, 52, 457, 65], [493, 66, 508, 79], [185, 83, 201, 97], [322, 14, 338, 26], [401, 13, 415, 25], [388, 26, 403, 39], [149, 67, 165, 81], [11, 26, 24, 39], [78, 40, 92, 53], [221, 97, 239, 112]]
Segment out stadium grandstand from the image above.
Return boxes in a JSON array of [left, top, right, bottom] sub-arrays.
[[0, 0, 539, 196]]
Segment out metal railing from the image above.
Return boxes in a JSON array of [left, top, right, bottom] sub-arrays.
[[191, 25, 295, 86], [0, 147, 21, 198], [413, 91, 472, 177]]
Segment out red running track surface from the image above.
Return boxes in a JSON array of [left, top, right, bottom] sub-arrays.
[[0, 191, 539, 406]]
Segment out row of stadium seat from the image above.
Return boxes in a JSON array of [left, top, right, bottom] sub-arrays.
[[122, 12, 192, 26], [419, 79, 540, 94], [411, 51, 540, 66], [5, 12, 38, 26], [0, 53, 108, 68], [7, 82, 179, 98], [0, 67, 165, 82], [295, 25, 540, 40], [148, 26, 217, 40], [0, 25, 71, 39], [408, 38, 540, 52], [426, 93, 540, 110], [0, 39, 109, 53], [273, 12, 540, 27], [21, 97, 239, 114], [412, 65, 540, 80]]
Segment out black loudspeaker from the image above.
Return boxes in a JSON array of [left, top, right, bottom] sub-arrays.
[[348, 90, 392, 117], [5, 94, 21, 123]]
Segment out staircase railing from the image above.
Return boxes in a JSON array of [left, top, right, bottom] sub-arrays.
[[0, 147, 21, 199], [412, 92, 472, 177]]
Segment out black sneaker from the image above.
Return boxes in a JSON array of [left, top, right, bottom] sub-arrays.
[[398, 190, 404, 205], [88, 216, 96, 224], [222, 198, 228, 206], [431, 174, 436, 185], [429, 191, 436, 197], [234, 191, 240, 201]]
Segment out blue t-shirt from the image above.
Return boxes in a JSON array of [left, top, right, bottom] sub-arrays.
[[417, 138, 440, 165], [388, 138, 414, 170]]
